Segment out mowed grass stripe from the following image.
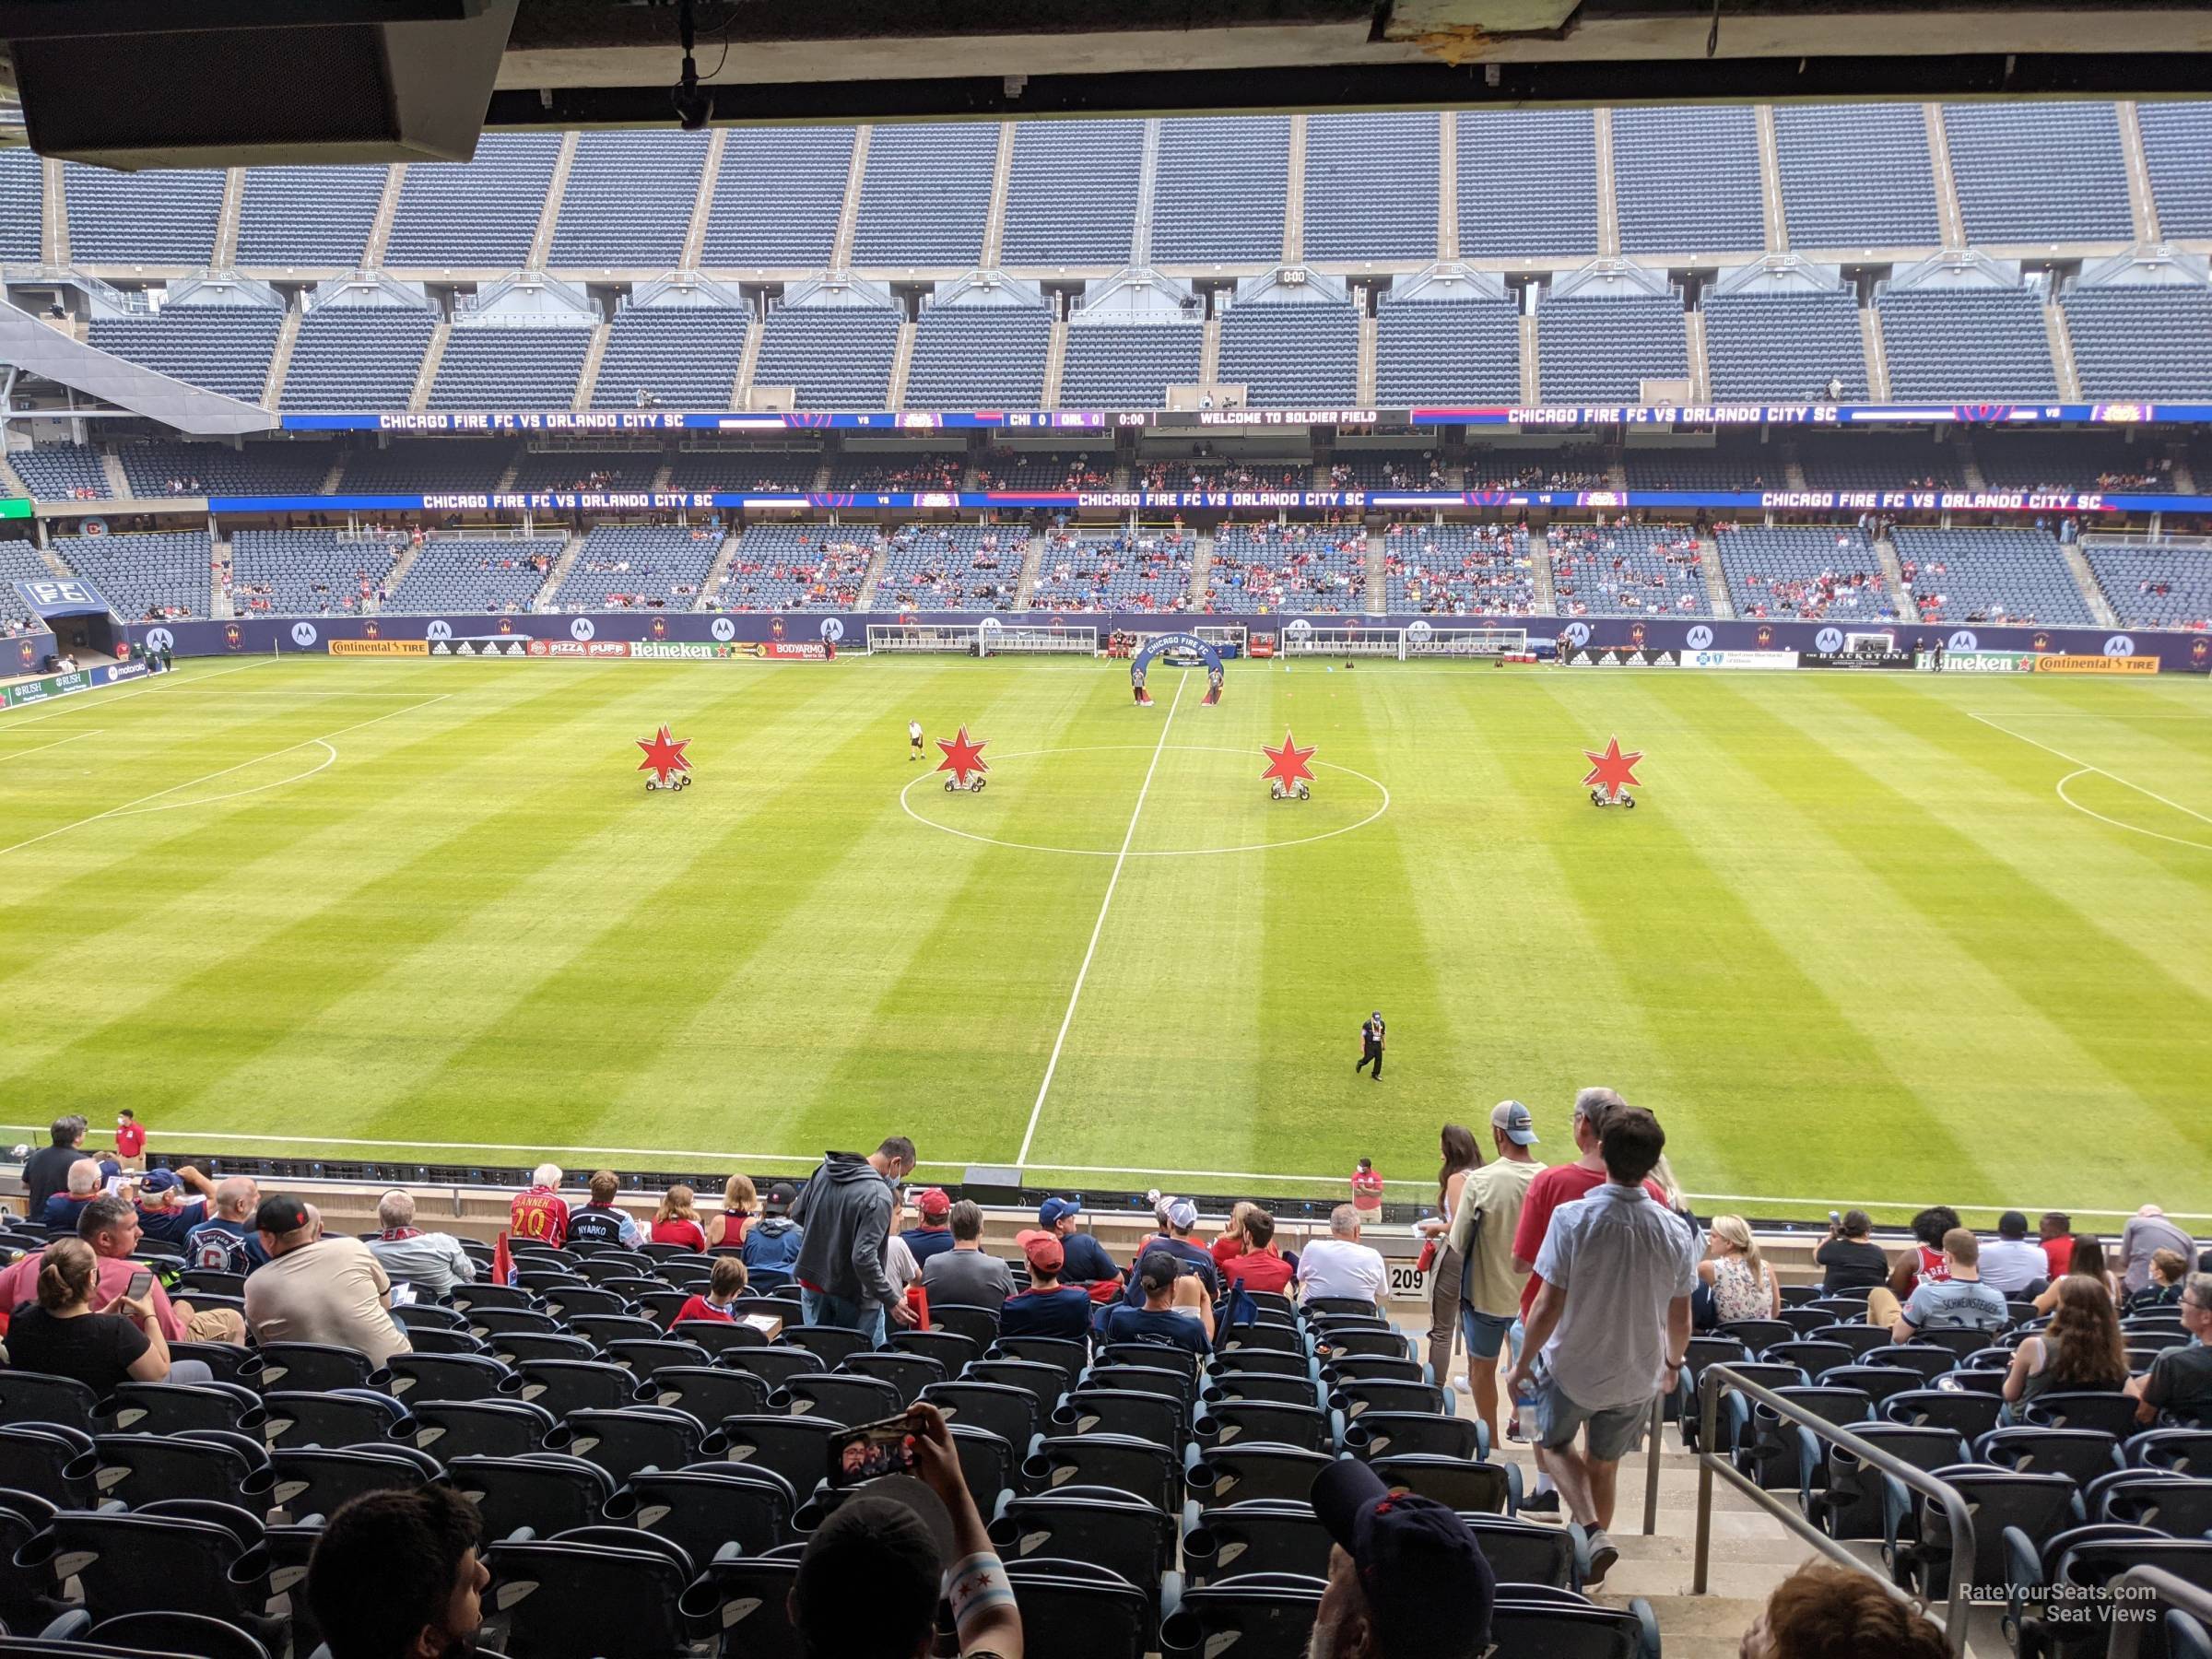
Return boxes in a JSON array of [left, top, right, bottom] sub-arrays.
[[350, 665, 930, 1143], [1753, 678, 2212, 1179], [1655, 677, 2134, 1206], [198, 663, 806, 1139], [784, 665, 1140, 1159], [0, 667, 688, 1110], [1499, 675, 1987, 1198]]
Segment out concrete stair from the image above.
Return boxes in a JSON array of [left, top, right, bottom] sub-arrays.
[[887, 321, 917, 409], [1366, 529, 1387, 615], [99, 451, 132, 500], [409, 322, 451, 413], [364, 165, 406, 268], [1190, 530, 1214, 610], [1874, 533, 1916, 616], [0, 451, 29, 501], [2118, 102, 2162, 243], [532, 531, 587, 611], [1200, 318, 1222, 391], [696, 532, 743, 611], [1437, 111, 1460, 260], [832, 128, 871, 269], [528, 131, 580, 272], [380, 536, 429, 600], [493, 453, 521, 492], [38, 543, 73, 580], [1683, 310, 1712, 402], [214, 169, 245, 268], [1356, 314, 1378, 406], [1858, 305, 1892, 400], [1130, 121, 1161, 265], [1006, 534, 1041, 608], [1592, 109, 1621, 256], [1954, 433, 1988, 490], [1283, 114, 1307, 264], [2061, 538, 2120, 626], [1529, 535, 1559, 614], [320, 456, 347, 494], [682, 130, 728, 271], [1521, 315, 1541, 406], [1041, 320, 1068, 409], [733, 316, 763, 409], [1700, 538, 1735, 618], [572, 320, 613, 412], [41, 158, 68, 265], [262, 308, 301, 409], [210, 538, 234, 619], [2044, 300, 2083, 400], [1754, 105, 1788, 253], [981, 122, 1016, 269], [856, 542, 890, 609], [1925, 103, 1968, 248]]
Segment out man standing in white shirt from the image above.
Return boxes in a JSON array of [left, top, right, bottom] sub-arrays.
[[1297, 1205, 1388, 1307], [1500, 1108, 1697, 1589]]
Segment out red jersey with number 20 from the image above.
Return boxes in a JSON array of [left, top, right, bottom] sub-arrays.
[[510, 1186, 571, 1246]]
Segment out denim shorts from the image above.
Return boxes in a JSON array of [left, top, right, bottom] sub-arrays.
[[1459, 1308, 1515, 1361]]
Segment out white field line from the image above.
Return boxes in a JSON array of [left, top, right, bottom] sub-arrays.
[[0, 657, 273, 730], [0, 693, 451, 859], [1971, 711, 2212, 853], [1014, 670, 1187, 1169], [0, 1121, 2193, 1218], [0, 729, 100, 761]]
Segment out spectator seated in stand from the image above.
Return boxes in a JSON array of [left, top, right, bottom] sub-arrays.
[[1979, 1210, 2052, 1300], [742, 1181, 806, 1285], [1740, 1564, 1946, 1659], [0, 1194, 246, 1346], [2128, 1271, 2212, 1426], [511, 1162, 571, 1246], [1306, 1457, 1497, 1659], [4, 1237, 207, 1388], [922, 1198, 1016, 1312], [186, 1175, 269, 1274], [651, 1183, 710, 1251], [39, 1157, 103, 1235], [368, 1190, 477, 1299], [1868, 1227, 2006, 1341], [674, 1254, 750, 1324], [902, 1187, 956, 1264], [1097, 1251, 1215, 1357], [1297, 1205, 1388, 1305], [565, 1169, 645, 1249], [129, 1165, 219, 1248], [244, 1194, 412, 1367], [996, 1234, 1092, 1341]]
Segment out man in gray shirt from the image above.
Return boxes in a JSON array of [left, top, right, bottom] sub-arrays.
[[921, 1200, 1016, 1313], [2122, 1207, 2198, 1296], [365, 1191, 477, 1299], [1872, 1229, 2006, 1340]]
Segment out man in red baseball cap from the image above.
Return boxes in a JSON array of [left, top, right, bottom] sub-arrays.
[[994, 1235, 1092, 1343], [1308, 1459, 1496, 1659], [901, 1187, 957, 1265]]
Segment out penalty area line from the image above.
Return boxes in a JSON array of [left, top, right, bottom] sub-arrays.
[[1014, 669, 1187, 1171], [0, 692, 452, 859]]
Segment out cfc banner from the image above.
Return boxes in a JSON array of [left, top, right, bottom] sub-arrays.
[[2034, 654, 2159, 675], [329, 639, 429, 657]]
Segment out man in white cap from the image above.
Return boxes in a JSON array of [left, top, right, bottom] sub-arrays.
[[1448, 1100, 1547, 1446]]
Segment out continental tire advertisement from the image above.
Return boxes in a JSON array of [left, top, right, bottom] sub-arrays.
[[2033, 654, 2159, 675], [330, 639, 428, 657]]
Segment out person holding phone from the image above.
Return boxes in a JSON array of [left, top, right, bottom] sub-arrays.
[[4, 1238, 207, 1387]]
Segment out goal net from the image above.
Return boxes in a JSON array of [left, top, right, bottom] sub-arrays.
[[1405, 627, 1528, 658]]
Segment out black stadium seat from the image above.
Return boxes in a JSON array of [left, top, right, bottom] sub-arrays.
[[1161, 1571, 1327, 1659], [17, 1510, 286, 1651], [1002, 1557, 1156, 1659], [449, 1451, 618, 1543], [1182, 1499, 1333, 1583], [486, 1529, 700, 1659]]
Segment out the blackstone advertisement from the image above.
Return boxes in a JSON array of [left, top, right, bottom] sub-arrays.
[[1798, 650, 1916, 670]]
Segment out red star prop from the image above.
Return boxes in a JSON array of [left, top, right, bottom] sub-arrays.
[[1582, 735, 1643, 800], [635, 724, 691, 785], [935, 725, 989, 788], [1261, 730, 1317, 790]]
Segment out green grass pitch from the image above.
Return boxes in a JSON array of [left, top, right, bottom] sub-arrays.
[[2, 652, 2208, 1225]]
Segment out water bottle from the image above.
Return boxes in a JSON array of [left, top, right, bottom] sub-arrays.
[[1514, 1382, 1540, 1444]]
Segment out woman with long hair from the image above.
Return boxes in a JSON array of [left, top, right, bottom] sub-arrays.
[[706, 1173, 757, 1250], [650, 1184, 708, 1251], [4, 1238, 178, 1392], [1415, 1124, 1484, 1389], [2033, 1234, 2122, 1314], [1699, 1215, 1782, 1323], [2006, 1277, 2129, 1415]]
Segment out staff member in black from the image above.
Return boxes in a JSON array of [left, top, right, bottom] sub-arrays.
[[1355, 1011, 1385, 1080]]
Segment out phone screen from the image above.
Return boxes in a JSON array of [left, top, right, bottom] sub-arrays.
[[827, 1415, 919, 1488], [124, 1270, 154, 1301]]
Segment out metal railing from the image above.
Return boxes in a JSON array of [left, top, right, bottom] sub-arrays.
[[1691, 1362, 1977, 1659], [2109, 1566, 2212, 1659]]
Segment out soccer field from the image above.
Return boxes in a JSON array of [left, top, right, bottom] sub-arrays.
[[2, 652, 2207, 1222]]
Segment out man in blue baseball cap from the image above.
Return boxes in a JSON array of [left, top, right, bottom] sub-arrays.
[[1023, 1195, 1122, 1293], [1308, 1459, 1495, 1659]]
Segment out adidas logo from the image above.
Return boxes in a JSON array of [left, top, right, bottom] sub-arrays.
[[455, 642, 477, 656]]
